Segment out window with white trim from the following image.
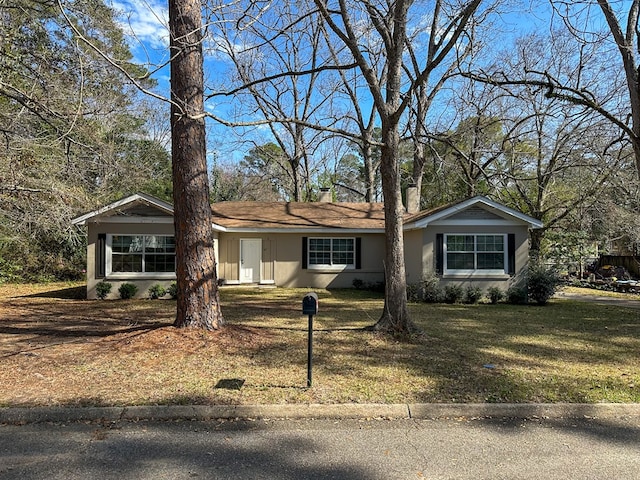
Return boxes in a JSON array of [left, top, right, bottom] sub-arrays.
[[308, 237, 355, 268], [445, 234, 506, 274], [108, 235, 176, 274]]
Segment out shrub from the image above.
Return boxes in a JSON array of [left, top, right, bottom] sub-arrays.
[[167, 282, 178, 299], [406, 283, 421, 302], [506, 283, 528, 304], [408, 277, 445, 303], [421, 275, 444, 303], [148, 284, 166, 300], [444, 284, 464, 304], [118, 282, 138, 300], [528, 263, 561, 305], [465, 285, 483, 304], [352, 278, 365, 290], [487, 286, 504, 304], [95, 281, 112, 300]]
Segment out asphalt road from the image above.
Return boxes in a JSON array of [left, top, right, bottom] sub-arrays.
[[2, 415, 639, 479]]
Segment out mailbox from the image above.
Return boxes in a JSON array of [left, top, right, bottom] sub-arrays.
[[302, 292, 318, 315]]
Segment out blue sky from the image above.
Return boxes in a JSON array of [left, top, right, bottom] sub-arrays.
[[110, 0, 251, 162], [107, 0, 634, 166]]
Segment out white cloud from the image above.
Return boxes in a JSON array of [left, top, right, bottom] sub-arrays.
[[110, 0, 169, 55]]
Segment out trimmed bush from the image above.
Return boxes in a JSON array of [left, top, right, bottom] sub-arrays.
[[408, 276, 445, 303], [506, 283, 528, 304], [148, 284, 166, 300], [465, 285, 483, 304], [528, 263, 561, 305], [118, 282, 138, 300], [487, 286, 504, 304], [167, 282, 178, 299], [95, 281, 112, 300], [444, 284, 464, 304], [422, 276, 444, 303], [406, 283, 421, 302]]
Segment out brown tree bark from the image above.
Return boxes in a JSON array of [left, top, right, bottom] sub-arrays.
[[169, 0, 223, 329], [375, 124, 418, 333]]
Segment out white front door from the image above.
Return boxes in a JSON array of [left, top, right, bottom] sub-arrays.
[[240, 239, 261, 283]]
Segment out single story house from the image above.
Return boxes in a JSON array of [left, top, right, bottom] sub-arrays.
[[72, 189, 543, 299]]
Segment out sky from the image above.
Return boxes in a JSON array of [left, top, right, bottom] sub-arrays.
[[110, 0, 171, 89], [109, 0, 252, 162]]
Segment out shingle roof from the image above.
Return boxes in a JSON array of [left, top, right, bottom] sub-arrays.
[[211, 201, 386, 230]]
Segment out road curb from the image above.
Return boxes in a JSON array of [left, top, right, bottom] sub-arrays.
[[2, 403, 640, 424], [407, 403, 640, 420]]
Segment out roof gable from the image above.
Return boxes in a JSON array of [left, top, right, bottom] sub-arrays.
[[71, 193, 174, 225], [405, 196, 543, 229]]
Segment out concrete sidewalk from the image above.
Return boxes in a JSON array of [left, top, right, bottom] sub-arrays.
[[2, 402, 640, 425]]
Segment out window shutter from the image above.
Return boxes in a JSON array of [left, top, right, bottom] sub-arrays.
[[435, 233, 443, 275], [302, 237, 308, 269], [96, 233, 106, 279], [355, 237, 362, 269], [507, 233, 516, 275]]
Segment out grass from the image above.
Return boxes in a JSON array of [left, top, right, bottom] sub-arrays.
[[0, 282, 639, 408]]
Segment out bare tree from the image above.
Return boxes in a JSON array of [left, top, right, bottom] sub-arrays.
[[404, 3, 481, 203], [468, 1, 640, 177], [169, 0, 223, 329], [324, 32, 383, 203], [212, 2, 337, 201], [313, 0, 485, 333], [480, 32, 629, 256]]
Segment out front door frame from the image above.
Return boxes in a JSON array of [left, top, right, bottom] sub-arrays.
[[239, 238, 262, 283]]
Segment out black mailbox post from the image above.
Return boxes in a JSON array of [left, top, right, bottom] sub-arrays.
[[302, 292, 318, 387]]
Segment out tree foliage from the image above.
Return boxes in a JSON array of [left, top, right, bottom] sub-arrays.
[[0, 0, 169, 281]]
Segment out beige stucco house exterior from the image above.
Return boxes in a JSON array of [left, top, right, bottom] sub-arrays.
[[72, 191, 542, 299]]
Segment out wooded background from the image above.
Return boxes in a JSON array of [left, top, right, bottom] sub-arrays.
[[2, 0, 639, 283]]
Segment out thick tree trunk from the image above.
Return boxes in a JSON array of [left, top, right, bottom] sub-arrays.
[[371, 125, 420, 334], [529, 227, 545, 259], [169, 0, 223, 329]]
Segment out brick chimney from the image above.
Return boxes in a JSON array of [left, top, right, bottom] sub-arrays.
[[318, 187, 332, 202], [406, 184, 419, 213]]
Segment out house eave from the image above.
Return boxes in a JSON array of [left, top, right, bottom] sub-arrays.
[[212, 226, 386, 234], [84, 216, 174, 225]]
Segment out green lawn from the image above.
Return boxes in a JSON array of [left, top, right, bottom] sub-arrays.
[[222, 288, 640, 404], [1, 283, 638, 407]]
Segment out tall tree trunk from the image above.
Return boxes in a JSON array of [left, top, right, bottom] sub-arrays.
[[596, 0, 640, 176], [169, 0, 223, 329], [372, 124, 419, 333]]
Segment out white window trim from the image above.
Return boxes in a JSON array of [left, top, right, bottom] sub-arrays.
[[307, 237, 356, 270], [443, 233, 507, 276], [105, 234, 176, 279]]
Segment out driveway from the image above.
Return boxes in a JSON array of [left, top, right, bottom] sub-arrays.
[[554, 289, 640, 309]]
